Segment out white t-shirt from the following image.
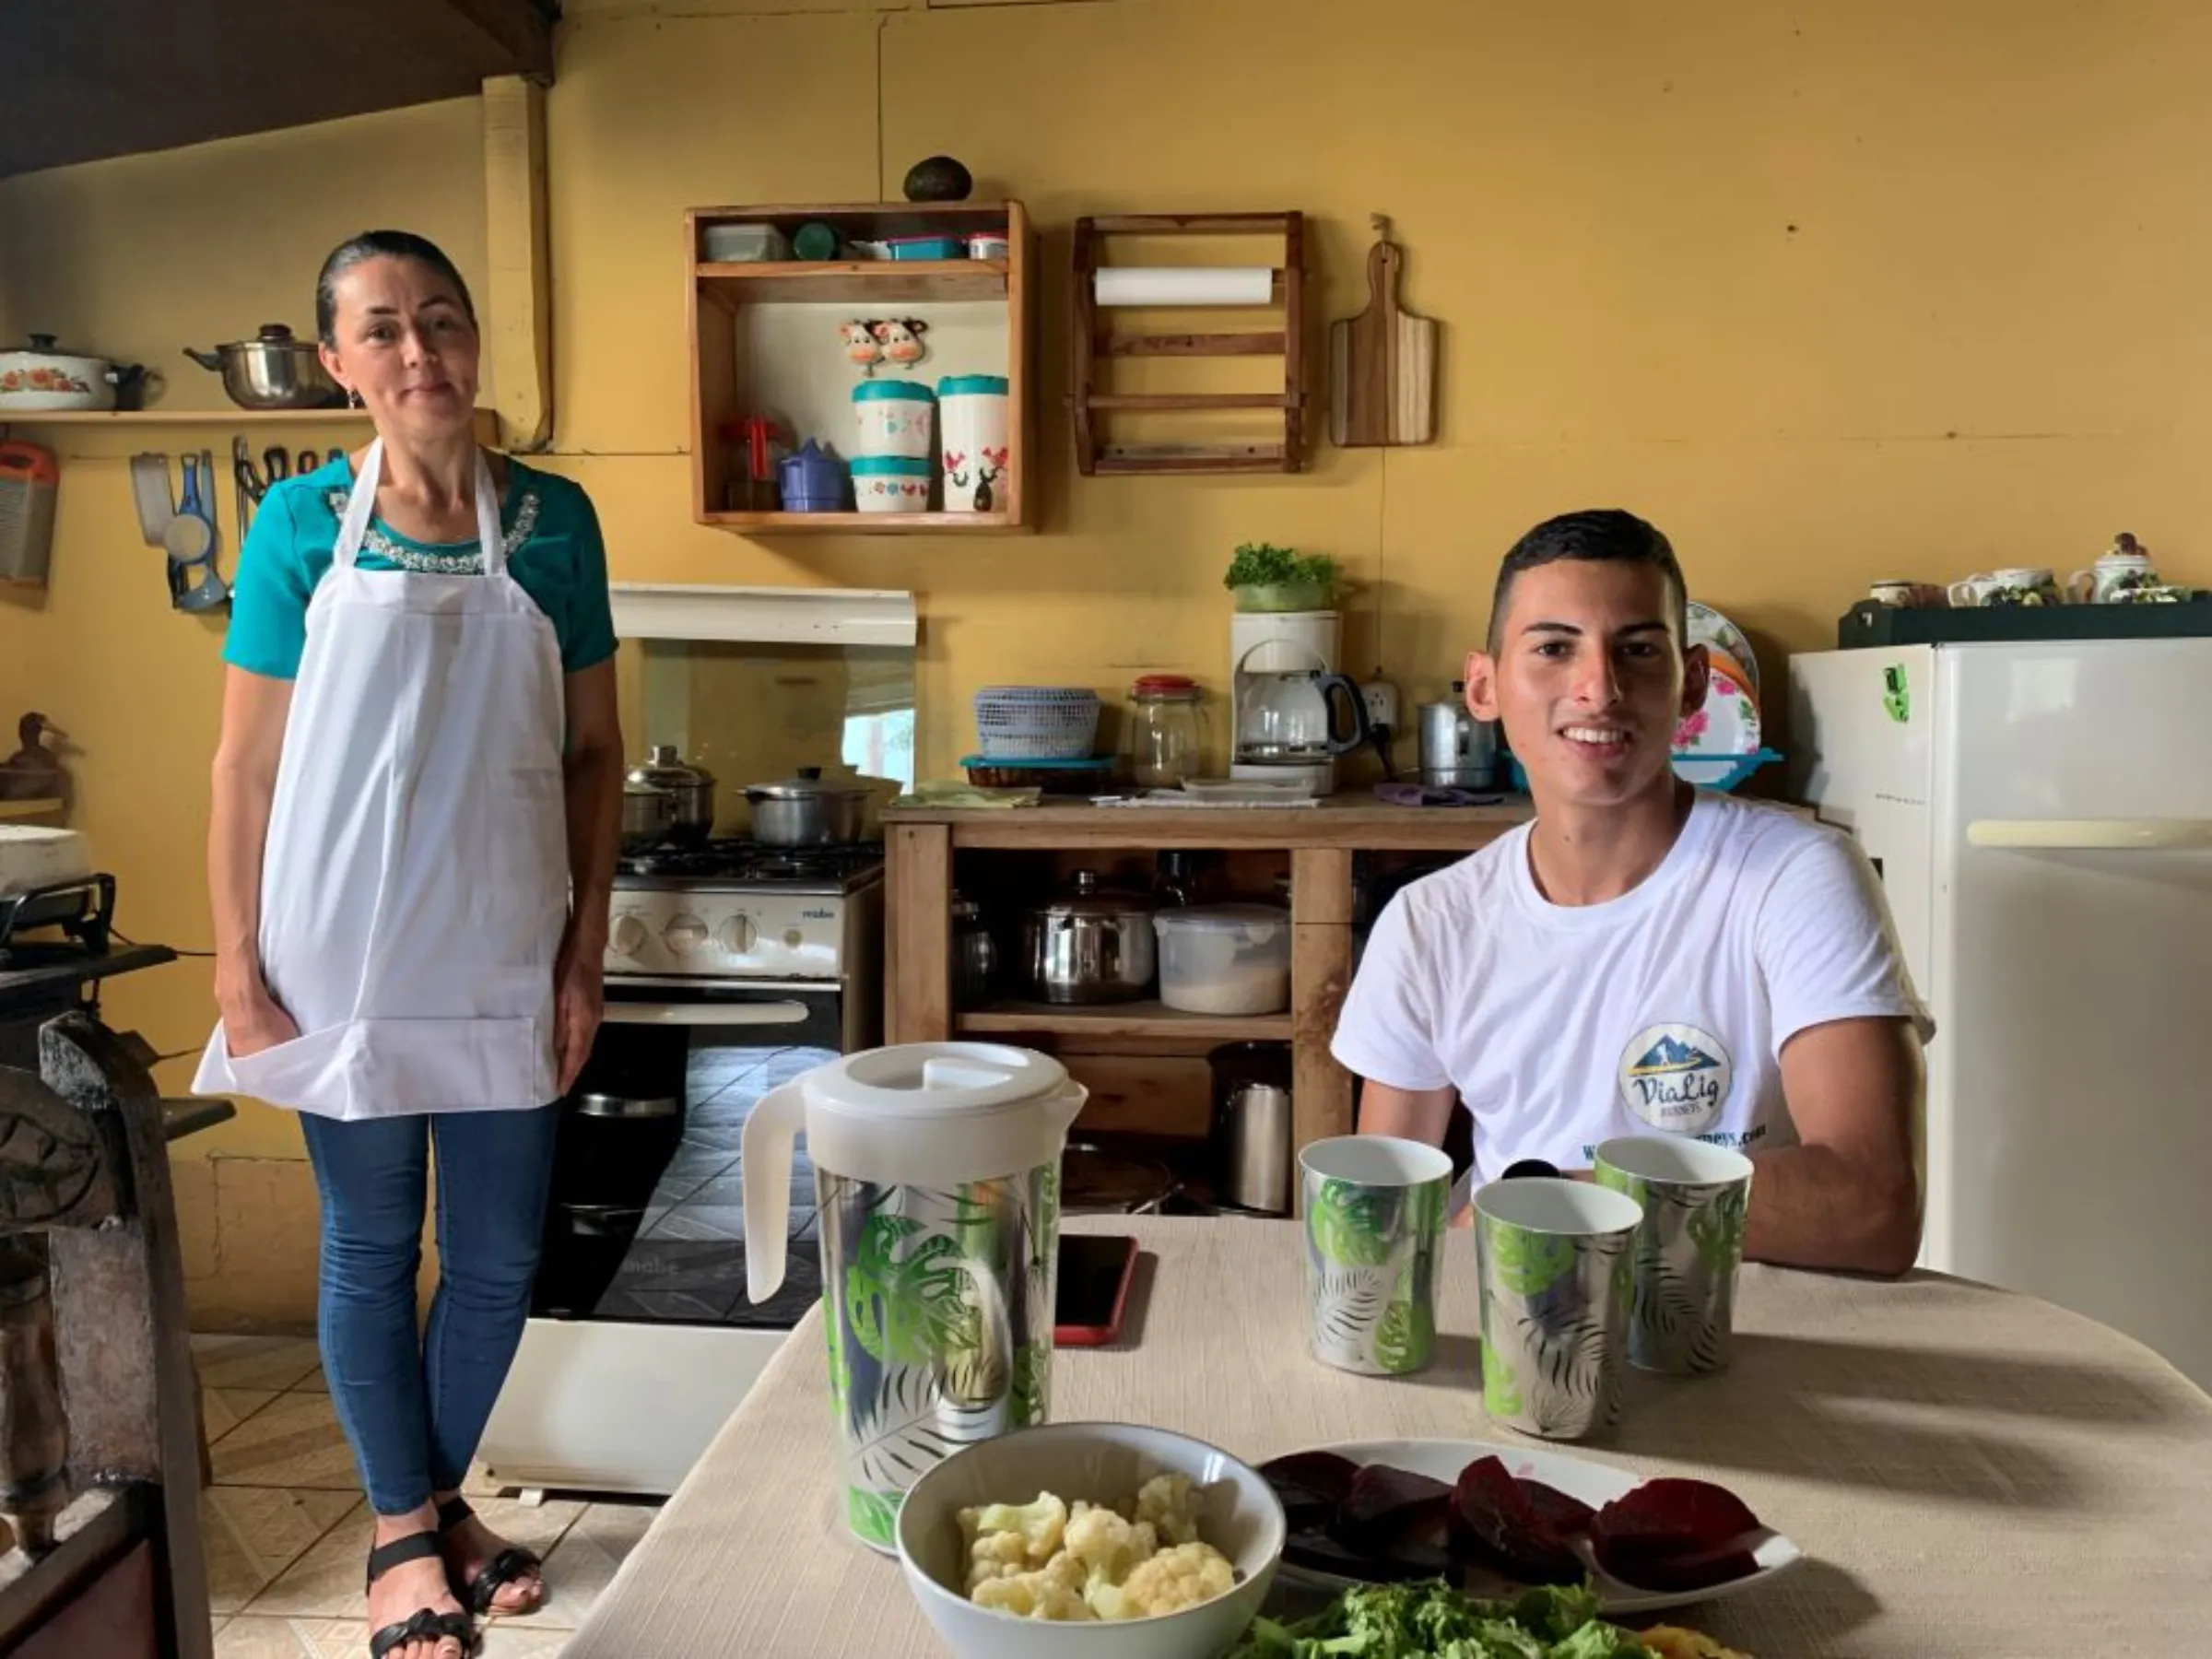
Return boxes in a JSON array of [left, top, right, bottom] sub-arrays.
[[1331, 793, 1932, 1199]]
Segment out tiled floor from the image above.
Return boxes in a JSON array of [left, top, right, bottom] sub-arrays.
[[197, 1335, 659, 1657]]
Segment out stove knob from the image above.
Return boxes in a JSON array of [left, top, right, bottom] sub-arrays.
[[716, 913, 757, 954], [609, 914, 649, 958], [663, 912, 709, 956], [783, 926, 806, 949]]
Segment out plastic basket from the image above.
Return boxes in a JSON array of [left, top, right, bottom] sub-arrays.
[[971, 687, 1101, 761]]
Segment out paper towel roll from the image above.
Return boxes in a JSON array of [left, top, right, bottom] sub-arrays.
[[1094, 265, 1276, 307]]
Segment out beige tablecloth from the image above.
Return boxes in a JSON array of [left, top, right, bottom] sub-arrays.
[[567, 1218, 2212, 1656]]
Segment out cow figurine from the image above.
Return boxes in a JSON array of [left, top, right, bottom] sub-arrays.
[[872, 317, 930, 370], [839, 319, 883, 376]]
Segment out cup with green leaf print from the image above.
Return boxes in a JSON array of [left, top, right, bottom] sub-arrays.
[[1473, 1177, 1643, 1441], [1594, 1135, 1754, 1376], [1300, 1135, 1453, 1376]]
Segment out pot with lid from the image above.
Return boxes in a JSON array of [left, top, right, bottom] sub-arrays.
[[182, 325, 346, 411], [625, 744, 716, 845], [0, 335, 152, 413], [740, 1041, 1088, 1549], [744, 766, 872, 846], [1023, 869, 1158, 1005]]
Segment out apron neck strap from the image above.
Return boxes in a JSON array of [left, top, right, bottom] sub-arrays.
[[334, 439, 506, 573]]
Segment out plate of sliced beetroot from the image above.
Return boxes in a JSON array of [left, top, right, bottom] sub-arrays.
[[1259, 1439, 1802, 1615]]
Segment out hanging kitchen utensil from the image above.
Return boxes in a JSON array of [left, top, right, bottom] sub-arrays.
[[165, 454, 228, 612], [231, 436, 257, 545], [1329, 214, 1438, 447], [128, 453, 174, 547], [296, 448, 319, 473], [262, 446, 289, 485]]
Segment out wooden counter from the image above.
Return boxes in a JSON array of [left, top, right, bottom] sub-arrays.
[[882, 794, 1535, 1187]]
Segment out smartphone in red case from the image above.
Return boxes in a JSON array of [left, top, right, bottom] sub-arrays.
[[1053, 1233, 1139, 1347]]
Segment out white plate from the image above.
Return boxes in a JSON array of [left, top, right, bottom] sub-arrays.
[[1269, 1436, 1803, 1617], [1687, 601, 1759, 702], [1674, 660, 1760, 761]]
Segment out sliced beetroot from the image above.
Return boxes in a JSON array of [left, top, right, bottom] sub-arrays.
[[1591, 1478, 1762, 1555], [1284, 1523, 1439, 1583], [1515, 1478, 1595, 1542], [1331, 1464, 1454, 1573], [1448, 1455, 1583, 1586], [1594, 1531, 1764, 1593], [1260, 1451, 1363, 1527]]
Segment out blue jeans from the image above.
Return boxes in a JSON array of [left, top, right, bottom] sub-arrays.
[[300, 1106, 560, 1516]]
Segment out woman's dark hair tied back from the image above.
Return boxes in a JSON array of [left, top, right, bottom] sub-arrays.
[[314, 230, 477, 346]]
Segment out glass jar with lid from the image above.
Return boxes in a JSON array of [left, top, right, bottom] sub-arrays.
[[1124, 675, 1206, 789]]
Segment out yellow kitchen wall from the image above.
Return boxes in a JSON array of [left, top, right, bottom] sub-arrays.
[[6, 0, 2211, 1324]]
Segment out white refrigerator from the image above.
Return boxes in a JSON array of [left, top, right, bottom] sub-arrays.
[[1789, 639, 2212, 1389]]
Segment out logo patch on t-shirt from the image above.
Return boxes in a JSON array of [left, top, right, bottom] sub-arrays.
[[1618, 1023, 1732, 1134]]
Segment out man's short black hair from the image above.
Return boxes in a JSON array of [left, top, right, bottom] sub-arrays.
[[1486, 509, 1688, 654]]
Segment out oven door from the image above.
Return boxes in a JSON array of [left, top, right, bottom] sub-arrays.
[[534, 982, 841, 1327]]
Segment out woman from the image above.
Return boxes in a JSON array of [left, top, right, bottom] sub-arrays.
[[197, 230, 623, 1659]]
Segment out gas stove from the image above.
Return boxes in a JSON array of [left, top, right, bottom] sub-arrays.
[[606, 840, 884, 984]]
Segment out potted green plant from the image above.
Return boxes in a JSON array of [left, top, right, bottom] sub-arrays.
[[1224, 543, 1342, 613]]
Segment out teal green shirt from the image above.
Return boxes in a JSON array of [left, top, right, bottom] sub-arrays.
[[222, 453, 618, 680]]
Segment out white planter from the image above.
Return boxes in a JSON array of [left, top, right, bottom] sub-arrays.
[[937, 374, 1010, 513]]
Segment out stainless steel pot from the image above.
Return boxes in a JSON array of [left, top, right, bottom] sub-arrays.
[[621, 784, 677, 853], [625, 744, 716, 846], [1417, 683, 1500, 790], [182, 325, 346, 411], [744, 767, 870, 846], [1023, 869, 1157, 1005]]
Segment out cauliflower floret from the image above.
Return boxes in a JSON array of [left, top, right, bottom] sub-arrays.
[[1065, 1503, 1159, 1580], [1119, 1541, 1236, 1617], [963, 1493, 1067, 1567], [971, 1568, 1098, 1621], [1133, 1473, 1202, 1547], [962, 1525, 1033, 1593]]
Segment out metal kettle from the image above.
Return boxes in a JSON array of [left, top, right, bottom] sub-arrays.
[[1209, 1041, 1293, 1215], [1417, 682, 1499, 790]]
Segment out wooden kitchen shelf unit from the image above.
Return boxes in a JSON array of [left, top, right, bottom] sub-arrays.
[[687, 201, 1035, 535], [1072, 211, 1309, 476], [956, 1001, 1296, 1042], [887, 796, 1536, 1210]]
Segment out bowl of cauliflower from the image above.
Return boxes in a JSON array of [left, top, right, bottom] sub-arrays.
[[894, 1421, 1287, 1659]]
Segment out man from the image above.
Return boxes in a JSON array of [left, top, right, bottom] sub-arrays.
[[1333, 510, 1930, 1276]]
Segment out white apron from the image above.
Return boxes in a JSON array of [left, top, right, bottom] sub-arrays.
[[194, 440, 567, 1120]]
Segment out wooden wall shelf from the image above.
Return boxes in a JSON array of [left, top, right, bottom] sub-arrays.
[[956, 1001, 1296, 1042], [1071, 212, 1308, 477], [686, 201, 1035, 535]]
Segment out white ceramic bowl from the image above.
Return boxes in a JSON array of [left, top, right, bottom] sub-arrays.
[[895, 1421, 1287, 1659]]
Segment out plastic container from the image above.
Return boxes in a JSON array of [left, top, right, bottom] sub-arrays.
[[1124, 674, 1206, 789], [938, 374, 1010, 512], [777, 440, 847, 513], [702, 222, 790, 263], [1154, 904, 1291, 1016], [968, 229, 1010, 260], [883, 234, 965, 261], [960, 755, 1114, 794], [852, 379, 935, 460], [849, 454, 933, 512], [972, 687, 1100, 760]]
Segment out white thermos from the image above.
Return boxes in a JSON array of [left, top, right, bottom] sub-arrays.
[[1417, 682, 1499, 790]]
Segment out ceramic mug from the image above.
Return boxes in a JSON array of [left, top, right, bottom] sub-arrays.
[[1947, 572, 1999, 607], [2068, 551, 2159, 604], [1868, 580, 1920, 608], [1953, 567, 2059, 608]]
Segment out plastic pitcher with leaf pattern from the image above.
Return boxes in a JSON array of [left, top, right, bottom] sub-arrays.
[[742, 1042, 1087, 1552]]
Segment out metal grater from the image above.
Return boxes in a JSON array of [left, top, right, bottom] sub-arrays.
[[0, 441, 59, 586]]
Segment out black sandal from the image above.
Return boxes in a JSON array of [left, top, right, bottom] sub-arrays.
[[365, 1532, 475, 1659], [437, 1496, 545, 1618]]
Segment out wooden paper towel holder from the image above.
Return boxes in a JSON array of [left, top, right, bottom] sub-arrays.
[[1070, 211, 1307, 476]]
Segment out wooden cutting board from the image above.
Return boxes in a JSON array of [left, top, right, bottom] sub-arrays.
[[1330, 215, 1437, 446]]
